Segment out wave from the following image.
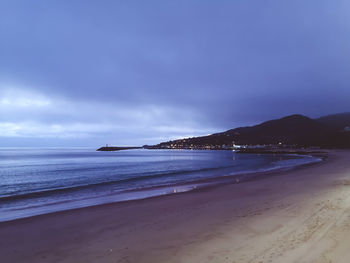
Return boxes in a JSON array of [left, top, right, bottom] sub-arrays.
[[0, 164, 235, 202]]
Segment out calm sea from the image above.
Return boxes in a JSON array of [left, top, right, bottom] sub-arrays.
[[0, 148, 321, 222]]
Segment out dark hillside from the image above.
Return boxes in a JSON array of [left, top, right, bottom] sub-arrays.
[[149, 113, 350, 149], [316, 113, 350, 131]]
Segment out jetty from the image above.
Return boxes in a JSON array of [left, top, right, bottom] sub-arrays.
[[97, 146, 142, 151]]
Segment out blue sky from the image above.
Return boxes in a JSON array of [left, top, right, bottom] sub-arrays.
[[1, 0, 350, 146]]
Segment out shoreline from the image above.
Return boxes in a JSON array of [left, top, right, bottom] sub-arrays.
[[1, 150, 349, 263], [0, 152, 324, 223]]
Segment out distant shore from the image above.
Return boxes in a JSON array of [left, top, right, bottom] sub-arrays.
[[97, 145, 327, 155], [2, 150, 350, 262]]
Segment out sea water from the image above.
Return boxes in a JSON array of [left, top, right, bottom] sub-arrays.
[[0, 148, 321, 222]]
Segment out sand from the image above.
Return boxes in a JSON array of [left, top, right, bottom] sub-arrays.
[[1, 150, 350, 263]]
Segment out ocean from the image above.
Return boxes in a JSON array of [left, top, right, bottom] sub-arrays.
[[0, 148, 322, 222]]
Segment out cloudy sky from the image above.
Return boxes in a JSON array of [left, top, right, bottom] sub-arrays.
[[1, 0, 350, 147]]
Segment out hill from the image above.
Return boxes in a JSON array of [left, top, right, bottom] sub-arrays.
[[147, 113, 350, 149], [316, 113, 350, 131]]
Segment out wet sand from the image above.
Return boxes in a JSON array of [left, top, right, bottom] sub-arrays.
[[1, 150, 350, 263]]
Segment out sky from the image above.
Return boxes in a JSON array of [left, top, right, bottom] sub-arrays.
[[1, 0, 350, 147]]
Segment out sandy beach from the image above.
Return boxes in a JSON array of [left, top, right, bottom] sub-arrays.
[[1, 150, 350, 263]]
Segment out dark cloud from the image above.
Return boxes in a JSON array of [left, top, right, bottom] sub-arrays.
[[1, 0, 350, 146]]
